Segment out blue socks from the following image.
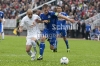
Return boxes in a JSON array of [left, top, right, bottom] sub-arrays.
[[64, 40, 69, 49], [54, 40, 58, 49], [39, 42, 45, 56]]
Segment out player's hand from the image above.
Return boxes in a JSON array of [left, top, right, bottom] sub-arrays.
[[43, 20, 49, 23], [33, 22, 36, 26], [0, 19, 2, 22], [35, 19, 41, 23], [19, 28, 23, 32], [69, 19, 75, 23]]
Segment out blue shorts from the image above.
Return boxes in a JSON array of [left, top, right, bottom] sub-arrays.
[[42, 29, 57, 46], [0, 23, 3, 33], [57, 29, 67, 37]]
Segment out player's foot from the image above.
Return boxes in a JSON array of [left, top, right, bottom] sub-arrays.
[[67, 49, 70, 52], [37, 55, 43, 60], [31, 52, 36, 61], [53, 48, 57, 52]]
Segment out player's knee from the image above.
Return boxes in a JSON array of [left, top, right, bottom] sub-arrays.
[[41, 37, 45, 42], [26, 49, 30, 52], [63, 37, 66, 41], [50, 45, 54, 50]]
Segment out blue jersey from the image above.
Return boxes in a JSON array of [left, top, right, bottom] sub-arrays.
[[96, 30, 100, 35], [95, 28, 98, 34], [0, 11, 4, 33], [86, 24, 91, 32], [57, 12, 68, 30], [40, 11, 58, 31], [0, 11, 4, 24]]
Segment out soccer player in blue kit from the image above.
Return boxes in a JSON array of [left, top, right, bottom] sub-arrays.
[[37, 4, 75, 60], [0, 10, 4, 39], [54, 5, 70, 52]]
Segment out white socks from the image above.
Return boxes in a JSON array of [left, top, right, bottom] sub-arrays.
[[27, 40, 37, 59], [32, 40, 37, 53], [27, 51, 33, 56], [2, 32, 4, 39], [97, 35, 100, 41]]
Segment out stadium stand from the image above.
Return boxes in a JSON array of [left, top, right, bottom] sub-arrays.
[[0, 0, 100, 39]]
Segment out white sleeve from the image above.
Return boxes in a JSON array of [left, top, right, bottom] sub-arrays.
[[36, 15, 41, 20], [20, 18, 25, 26]]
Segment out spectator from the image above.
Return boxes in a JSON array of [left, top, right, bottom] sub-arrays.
[[76, 21, 81, 38], [81, 21, 86, 39], [85, 22, 91, 40]]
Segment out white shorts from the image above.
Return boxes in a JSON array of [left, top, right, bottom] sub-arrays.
[[26, 34, 41, 45]]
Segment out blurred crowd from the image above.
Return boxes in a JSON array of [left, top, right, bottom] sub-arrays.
[[0, 0, 100, 19], [0, 0, 50, 19], [0, 0, 100, 40]]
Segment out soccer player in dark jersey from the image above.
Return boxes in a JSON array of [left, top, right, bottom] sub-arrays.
[[0, 10, 4, 40], [37, 4, 75, 60], [55, 5, 70, 52]]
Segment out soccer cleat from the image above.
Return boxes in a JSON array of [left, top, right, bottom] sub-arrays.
[[53, 48, 57, 52], [37, 55, 43, 60], [67, 49, 70, 52], [31, 57, 35, 61]]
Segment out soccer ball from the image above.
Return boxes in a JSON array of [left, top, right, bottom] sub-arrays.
[[60, 57, 69, 64]]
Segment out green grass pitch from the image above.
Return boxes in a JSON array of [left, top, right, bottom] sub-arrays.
[[0, 36, 100, 66]]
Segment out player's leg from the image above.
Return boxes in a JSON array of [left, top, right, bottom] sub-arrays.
[[26, 39, 33, 57], [49, 37, 57, 50], [17, 28, 20, 36], [62, 30, 70, 52], [26, 38, 37, 60], [97, 34, 100, 41], [37, 29, 47, 60], [1, 24, 4, 40], [35, 40, 40, 47], [37, 36, 46, 60], [0, 24, 2, 40], [52, 30, 60, 52], [31, 38, 38, 60], [0, 33, 1, 40], [49, 32, 57, 51], [1, 32, 4, 40]]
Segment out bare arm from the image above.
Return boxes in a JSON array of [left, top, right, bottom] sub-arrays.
[[19, 18, 24, 32], [0, 18, 5, 24], [58, 13, 75, 23], [19, 26, 23, 32], [35, 19, 50, 24], [35, 15, 49, 23]]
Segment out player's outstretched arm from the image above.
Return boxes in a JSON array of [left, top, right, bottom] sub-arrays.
[[58, 13, 75, 23], [35, 19, 49, 23], [19, 26, 23, 32]]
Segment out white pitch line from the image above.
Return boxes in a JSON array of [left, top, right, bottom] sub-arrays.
[[0, 54, 100, 57], [0, 55, 27, 56]]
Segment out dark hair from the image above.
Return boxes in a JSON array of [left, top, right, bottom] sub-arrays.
[[56, 5, 63, 11], [42, 4, 49, 9], [56, 5, 62, 8]]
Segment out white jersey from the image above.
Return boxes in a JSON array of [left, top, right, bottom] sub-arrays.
[[20, 14, 41, 39]]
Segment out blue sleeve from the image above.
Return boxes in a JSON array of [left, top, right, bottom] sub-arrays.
[[64, 13, 68, 16], [51, 12, 58, 16], [61, 12, 68, 16], [0, 12, 4, 18], [40, 14, 42, 19], [2, 12, 4, 18]]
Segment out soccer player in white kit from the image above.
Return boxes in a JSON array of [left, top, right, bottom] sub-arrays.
[[1, 18, 5, 40], [19, 9, 41, 60]]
